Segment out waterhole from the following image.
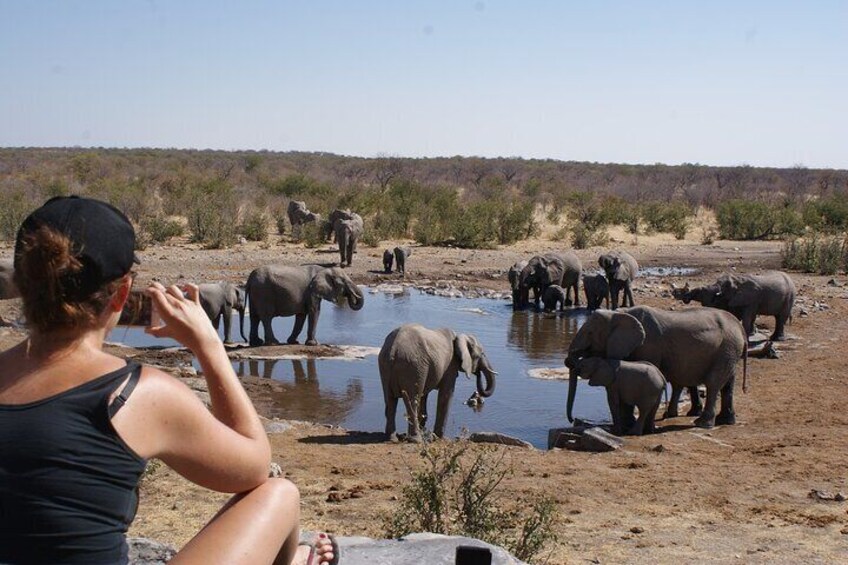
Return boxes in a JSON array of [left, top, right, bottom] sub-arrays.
[[110, 288, 618, 447]]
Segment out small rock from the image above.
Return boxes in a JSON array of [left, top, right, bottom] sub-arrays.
[[827, 278, 840, 287], [468, 432, 533, 449], [630, 526, 645, 534], [576, 427, 624, 452], [841, 526, 848, 535], [652, 444, 666, 453], [268, 462, 283, 478]]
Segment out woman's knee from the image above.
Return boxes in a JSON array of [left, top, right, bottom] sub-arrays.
[[261, 477, 300, 512]]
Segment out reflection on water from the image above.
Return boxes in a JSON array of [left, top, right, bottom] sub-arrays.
[[237, 358, 364, 426], [508, 309, 587, 359], [109, 290, 612, 447]]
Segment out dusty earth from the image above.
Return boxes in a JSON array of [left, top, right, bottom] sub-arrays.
[[1, 227, 847, 564]]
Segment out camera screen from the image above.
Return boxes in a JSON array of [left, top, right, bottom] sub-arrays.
[[118, 290, 153, 326]]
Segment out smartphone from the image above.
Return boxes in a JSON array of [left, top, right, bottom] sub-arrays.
[[118, 289, 154, 326], [455, 545, 492, 565]]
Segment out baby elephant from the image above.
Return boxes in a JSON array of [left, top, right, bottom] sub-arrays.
[[571, 357, 666, 436], [582, 273, 609, 311], [542, 284, 568, 311], [394, 246, 412, 275], [382, 249, 394, 273]]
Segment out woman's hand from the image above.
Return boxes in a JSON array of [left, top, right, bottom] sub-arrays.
[[145, 282, 220, 353]]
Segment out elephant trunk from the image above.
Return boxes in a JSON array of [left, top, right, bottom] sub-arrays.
[[566, 366, 579, 423], [346, 284, 365, 311], [475, 359, 497, 398]]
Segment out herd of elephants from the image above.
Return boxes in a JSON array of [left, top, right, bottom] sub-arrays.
[[0, 203, 798, 444]]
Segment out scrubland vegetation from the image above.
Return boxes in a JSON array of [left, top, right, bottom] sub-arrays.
[[2, 148, 847, 265]]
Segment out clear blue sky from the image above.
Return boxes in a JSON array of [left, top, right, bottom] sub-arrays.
[[1, 1, 845, 168]]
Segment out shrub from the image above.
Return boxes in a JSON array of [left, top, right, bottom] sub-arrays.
[[716, 199, 803, 240], [239, 210, 269, 242], [781, 235, 845, 275], [641, 201, 692, 239], [142, 216, 184, 243], [0, 189, 37, 241], [186, 180, 238, 248], [802, 193, 848, 233], [570, 222, 609, 250], [296, 221, 325, 248], [383, 442, 558, 563]]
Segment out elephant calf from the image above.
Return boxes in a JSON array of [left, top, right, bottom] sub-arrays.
[[379, 324, 497, 441], [393, 246, 412, 276], [541, 285, 568, 312], [382, 249, 394, 273], [198, 282, 247, 343], [582, 273, 610, 311], [508, 260, 529, 311], [571, 357, 666, 436]]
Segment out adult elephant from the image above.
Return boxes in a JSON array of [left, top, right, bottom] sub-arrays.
[[323, 209, 355, 242], [286, 200, 320, 236], [672, 271, 796, 341], [565, 306, 747, 429], [598, 250, 639, 309], [518, 251, 582, 309], [335, 212, 364, 267], [508, 260, 529, 311], [245, 265, 364, 346], [379, 324, 497, 441], [0, 259, 19, 300], [198, 282, 246, 343]]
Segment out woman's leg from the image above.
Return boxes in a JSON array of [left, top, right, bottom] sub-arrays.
[[169, 478, 334, 565]]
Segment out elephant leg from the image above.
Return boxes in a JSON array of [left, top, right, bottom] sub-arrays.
[[433, 380, 457, 439], [693, 385, 720, 429], [419, 391, 429, 430], [643, 398, 661, 434], [384, 392, 398, 440], [606, 387, 622, 435], [771, 312, 789, 341], [664, 385, 685, 418], [304, 308, 320, 346], [625, 283, 635, 307], [621, 403, 637, 433], [211, 313, 221, 330], [715, 373, 737, 426], [609, 286, 619, 310], [629, 405, 649, 436], [249, 312, 262, 347], [287, 313, 307, 345], [223, 306, 233, 343], [741, 308, 757, 337], [686, 386, 703, 416], [401, 393, 422, 442], [262, 317, 279, 345], [573, 282, 580, 306]]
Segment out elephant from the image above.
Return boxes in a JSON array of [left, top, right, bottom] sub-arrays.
[[582, 272, 610, 311], [393, 246, 412, 275], [198, 282, 247, 343], [0, 259, 19, 300], [508, 260, 529, 311], [570, 357, 667, 436], [286, 200, 321, 236], [565, 306, 748, 429], [541, 285, 568, 312], [335, 212, 364, 267], [379, 324, 497, 441], [382, 249, 394, 273], [671, 271, 796, 341], [323, 209, 356, 242], [518, 252, 582, 309], [245, 264, 364, 346], [598, 251, 639, 309]]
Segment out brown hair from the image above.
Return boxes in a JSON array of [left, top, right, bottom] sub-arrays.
[[14, 225, 123, 334]]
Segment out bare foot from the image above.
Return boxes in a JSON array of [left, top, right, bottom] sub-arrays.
[[293, 534, 336, 565]]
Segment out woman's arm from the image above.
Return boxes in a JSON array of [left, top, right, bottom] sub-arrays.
[[113, 283, 271, 493]]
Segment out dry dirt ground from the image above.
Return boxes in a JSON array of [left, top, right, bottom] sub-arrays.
[[1, 229, 847, 564]]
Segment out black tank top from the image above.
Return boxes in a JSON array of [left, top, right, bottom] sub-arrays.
[[0, 362, 147, 564]]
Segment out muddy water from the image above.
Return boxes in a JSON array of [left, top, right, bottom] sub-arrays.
[[109, 289, 614, 448]]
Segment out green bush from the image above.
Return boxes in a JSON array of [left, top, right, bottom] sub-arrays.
[[383, 442, 558, 563], [570, 222, 609, 249], [717, 199, 803, 240], [781, 235, 845, 275], [295, 221, 326, 248], [142, 217, 185, 243], [0, 190, 37, 241], [238, 210, 269, 241], [641, 201, 692, 239], [186, 181, 238, 248], [802, 193, 848, 233]]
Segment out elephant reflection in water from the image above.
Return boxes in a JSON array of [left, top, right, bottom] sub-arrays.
[[508, 310, 583, 360], [237, 358, 363, 426]]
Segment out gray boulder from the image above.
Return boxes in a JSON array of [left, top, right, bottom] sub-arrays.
[[128, 537, 177, 564]]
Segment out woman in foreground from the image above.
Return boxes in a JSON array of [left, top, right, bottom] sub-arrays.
[[0, 196, 336, 565]]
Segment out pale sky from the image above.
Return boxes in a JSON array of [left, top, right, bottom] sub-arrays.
[[1, 1, 846, 168]]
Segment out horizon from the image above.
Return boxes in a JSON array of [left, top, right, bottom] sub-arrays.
[[1, 1, 846, 169]]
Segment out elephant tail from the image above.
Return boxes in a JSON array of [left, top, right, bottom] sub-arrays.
[[742, 338, 749, 393]]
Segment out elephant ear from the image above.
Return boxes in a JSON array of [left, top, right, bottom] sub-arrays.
[[454, 333, 475, 375], [585, 358, 615, 387], [606, 312, 646, 359]]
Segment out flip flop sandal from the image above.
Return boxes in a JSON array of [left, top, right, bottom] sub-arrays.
[[300, 534, 340, 565]]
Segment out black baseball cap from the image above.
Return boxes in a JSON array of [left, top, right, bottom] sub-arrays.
[[14, 196, 140, 298]]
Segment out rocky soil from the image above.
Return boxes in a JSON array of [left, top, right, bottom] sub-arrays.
[[1, 230, 847, 564]]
